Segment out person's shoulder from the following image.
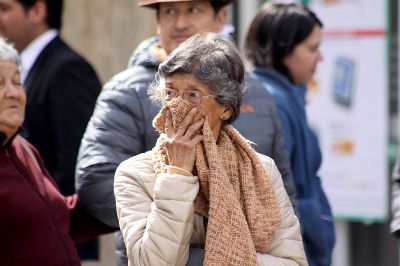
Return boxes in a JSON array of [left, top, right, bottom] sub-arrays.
[[120, 151, 153, 166], [249, 69, 288, 93], [13, 135, 48, 174], [251, 73, 291, 110], [256, 152, 275, 169], [256, 152, 280, 176], [116, 151, 154, 180], [100, 65, 156, 101], [98, 55, 157, 103], [114, 151, 156, 202], [128, 36, 160, 68], [244, 74, 265, 88], [37, 37, 97, 79], [13, 135, 40, 157], [256, 153, 283, 188], [107, 36, 159, 88], [110, 64, 156, 85], [44, 37, 86, 62], [242, 75, 275, 102]]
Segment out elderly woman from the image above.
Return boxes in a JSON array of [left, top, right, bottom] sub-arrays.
[[114, 33, 307, 266], [0, 38, 111, 265], [244, 3, 335, 266]]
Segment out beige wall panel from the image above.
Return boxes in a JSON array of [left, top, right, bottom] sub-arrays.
[[62, 2, 156, 265], [62, 0, 156, 83]]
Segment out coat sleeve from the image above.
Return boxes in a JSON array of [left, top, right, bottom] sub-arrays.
[[114, 155, 199, 266], [256, 155, 308, 266], [267, 96, 297, 212], [20, 136, 116, 242], [75, 68, 154, 228], [391, 152, 400, 236], [66, 194, 117, 243], [274, 102, 295, 158]]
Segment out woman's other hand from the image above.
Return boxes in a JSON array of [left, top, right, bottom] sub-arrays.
[[165, 107, 204, 173]]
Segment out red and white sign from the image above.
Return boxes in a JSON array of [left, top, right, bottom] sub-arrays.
[[306, 0, 388, 221]]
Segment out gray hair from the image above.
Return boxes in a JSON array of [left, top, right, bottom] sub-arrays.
[[0, 37, 21, 70], [151, 33, 245, 125]]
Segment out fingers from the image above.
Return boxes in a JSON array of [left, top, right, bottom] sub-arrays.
[[163, 107, 204, 173], [183, 118, 204, 141], [189, 134, 204, 146], [165, 130, 203, 173], [166, 110, 174, 137], [166, 107, 204, 142], [176, 107, 198, 136]]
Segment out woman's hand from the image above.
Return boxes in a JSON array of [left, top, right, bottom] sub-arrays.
[[165, 107, 204, 174]]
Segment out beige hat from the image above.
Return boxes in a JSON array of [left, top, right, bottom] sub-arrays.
[[138, 0, 233, 9]]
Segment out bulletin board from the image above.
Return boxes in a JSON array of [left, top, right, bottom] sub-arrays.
[[306, 0, 389, 221]]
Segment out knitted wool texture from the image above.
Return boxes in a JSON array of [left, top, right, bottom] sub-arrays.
[[152, 99, 281, 265]]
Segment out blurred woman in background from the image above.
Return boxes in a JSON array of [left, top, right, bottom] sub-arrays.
[[245, 3, 335, 266]]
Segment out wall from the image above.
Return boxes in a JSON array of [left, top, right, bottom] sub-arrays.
[[62, 0, 156, 84], [61, 2, 156, 265]]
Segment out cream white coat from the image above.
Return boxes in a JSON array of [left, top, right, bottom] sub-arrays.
[[114, 151, 308, 266]]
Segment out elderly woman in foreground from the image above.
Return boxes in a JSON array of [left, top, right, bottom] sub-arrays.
[[0, 37, 112, 265], [114, 33, 307, 266]]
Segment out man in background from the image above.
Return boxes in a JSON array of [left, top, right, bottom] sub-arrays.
[[76, 0, 295, 265], [0, 0, 102, 260]]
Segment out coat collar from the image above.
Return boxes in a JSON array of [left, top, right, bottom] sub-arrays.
[[252, 67, 307, 108], [1, 128, 22, 148]]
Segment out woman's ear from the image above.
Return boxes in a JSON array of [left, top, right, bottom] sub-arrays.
[[220, 106, 233, 121]]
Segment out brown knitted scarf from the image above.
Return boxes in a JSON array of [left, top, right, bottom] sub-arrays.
[[152, 99, 281, 265]]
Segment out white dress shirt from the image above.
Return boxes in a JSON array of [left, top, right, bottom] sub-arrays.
[[20, 29, 58, 84]]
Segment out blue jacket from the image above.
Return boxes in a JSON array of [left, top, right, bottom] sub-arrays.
[[251, 67, 335, 266]]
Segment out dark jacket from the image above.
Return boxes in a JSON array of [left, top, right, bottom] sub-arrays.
[[0, 135, 111, 265], [251, 67, 335, 266], [76, 37, 295, 265], [23, 35, 102, 196], [391, 154, 400, 236]]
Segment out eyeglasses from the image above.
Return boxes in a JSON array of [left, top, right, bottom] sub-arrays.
[[161, 88, 216, 106]]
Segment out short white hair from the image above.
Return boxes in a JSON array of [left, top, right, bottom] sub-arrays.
[[0, 37, 21, 70]]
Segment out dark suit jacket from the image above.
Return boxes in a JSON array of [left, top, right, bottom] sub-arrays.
[[24, 35, 102, 195]]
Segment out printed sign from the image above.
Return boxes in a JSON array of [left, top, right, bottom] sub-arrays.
[[306, 0, 388, 221]]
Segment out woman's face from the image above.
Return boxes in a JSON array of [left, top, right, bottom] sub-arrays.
[[0, 59, 25, 142], [162, 73, 231, 140], [283, 25, 323, 85]]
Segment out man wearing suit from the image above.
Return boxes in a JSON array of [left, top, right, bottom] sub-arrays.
[[0, 0, 101, 259], [0, 0, 101, 196]]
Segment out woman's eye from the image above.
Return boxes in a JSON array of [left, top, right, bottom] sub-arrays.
[[310, 45, 319, 53], [164, 90, 176, 97], [188, 91, 201, 99]]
